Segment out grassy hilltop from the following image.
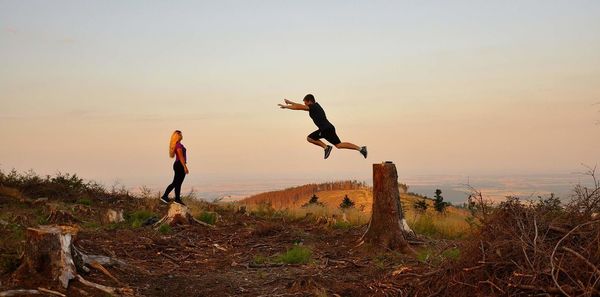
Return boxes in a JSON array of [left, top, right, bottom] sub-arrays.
[[240, 181, 471, 239]]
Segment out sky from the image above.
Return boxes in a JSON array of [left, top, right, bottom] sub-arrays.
[[1, 1, 599, 196]]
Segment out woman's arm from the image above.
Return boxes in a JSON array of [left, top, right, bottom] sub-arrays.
[[176, 148, 189, 174]]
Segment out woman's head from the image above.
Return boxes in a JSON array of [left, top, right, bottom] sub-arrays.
[[169, 130, 182, 158]]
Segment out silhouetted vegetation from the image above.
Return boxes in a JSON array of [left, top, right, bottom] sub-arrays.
[[339, 195, 355, 209], [302, 194, 324, 207], [433, 189, 448, 213], [413, 199, 428, 213]]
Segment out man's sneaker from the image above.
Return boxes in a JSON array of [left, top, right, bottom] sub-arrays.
[[324, 145, 333, 159], [174, 199, 186, 206], [160, 196, 170, 204], [360, 146, 368, 159]]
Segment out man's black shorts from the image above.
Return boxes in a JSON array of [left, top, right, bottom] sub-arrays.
[[308, 126, 341, 145]]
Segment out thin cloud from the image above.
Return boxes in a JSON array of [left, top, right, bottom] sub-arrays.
[[4, 26, 17, 35]]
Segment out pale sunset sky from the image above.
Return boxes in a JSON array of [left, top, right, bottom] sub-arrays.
[[1, 1, 599, 194]]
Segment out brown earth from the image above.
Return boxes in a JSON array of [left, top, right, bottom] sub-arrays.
[[0, 190, 449, 297]]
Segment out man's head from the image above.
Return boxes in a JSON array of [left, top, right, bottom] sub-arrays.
[[303, 94, 316, 105]]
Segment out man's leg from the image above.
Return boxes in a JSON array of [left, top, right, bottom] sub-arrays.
[[334, 142, 361, 150], [307, 136, 327, 149], [308, 130, 333, 159], [307, 130, 328, 149], [326, 128, 367, 158]]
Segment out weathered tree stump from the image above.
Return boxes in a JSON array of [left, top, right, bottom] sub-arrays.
[[155, 203, 191, 226], [362, 162, 413, 252], [155, 203, 214, 228], [14, 225, 79, 288], [103, 209, 125, 224], [11, 225, 133, 296]]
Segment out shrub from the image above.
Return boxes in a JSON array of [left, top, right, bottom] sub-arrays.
[[196, 211, 217, 225], [251, 255, 269, 265], [433, 189, 448, 213], [127, 210, 156, 228], [158, 224, 172, 235], [302, 194, 324, 207], [252, 200, 276, 217], [339, 195, 355, 209]]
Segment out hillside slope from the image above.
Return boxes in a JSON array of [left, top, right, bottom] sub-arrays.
[[240, 182, 469, 219]]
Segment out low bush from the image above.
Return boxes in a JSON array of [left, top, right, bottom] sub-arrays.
[[276, 246, 312, 265]]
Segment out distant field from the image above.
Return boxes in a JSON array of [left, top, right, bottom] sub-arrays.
[[240, 184, 472, 238]]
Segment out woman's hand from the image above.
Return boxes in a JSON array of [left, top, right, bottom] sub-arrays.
[[284, 99, 293, 104], [184, 166, 189, 174], [278, 104, 288, 109]]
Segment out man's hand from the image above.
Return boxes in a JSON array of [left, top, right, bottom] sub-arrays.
[[184, 166, 189, 174], [278, 104, 288, 109], [284, 99, 293, 104]]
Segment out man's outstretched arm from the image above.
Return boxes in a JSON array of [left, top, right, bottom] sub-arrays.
[[278, 99, 309, 111]]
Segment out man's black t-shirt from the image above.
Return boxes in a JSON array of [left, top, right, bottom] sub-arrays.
[[309, 103, 334, 130]]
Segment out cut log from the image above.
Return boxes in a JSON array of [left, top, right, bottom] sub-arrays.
[[14, 225, 79, 289], [362, 162, 412, 252]]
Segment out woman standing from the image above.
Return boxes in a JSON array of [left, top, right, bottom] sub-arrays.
[[161, 130, 189, 206]]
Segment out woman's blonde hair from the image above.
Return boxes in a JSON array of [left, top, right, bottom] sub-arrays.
[[169, 130, 182, 158]]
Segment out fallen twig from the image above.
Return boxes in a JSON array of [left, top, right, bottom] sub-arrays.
[[89, 261, 123, 285], [37, 287, 66, 297], [76, 275, 134, 297], [157, 251, 180, 264], [0, 290, 41, 297], [561, 246, 600, 277], [192, 217, 216, 228]]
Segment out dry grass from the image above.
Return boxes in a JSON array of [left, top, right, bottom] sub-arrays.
[[242, 193, 472, 240]]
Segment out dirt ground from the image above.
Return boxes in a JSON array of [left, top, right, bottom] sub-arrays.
[[1, 201, 439, 297]]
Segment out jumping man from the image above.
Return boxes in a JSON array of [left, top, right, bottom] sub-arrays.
[[278, 94, 367, 159]]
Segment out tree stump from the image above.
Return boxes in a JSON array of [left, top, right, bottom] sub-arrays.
[[154, 203, 215, 228], [103, 209, 125, 224], [155, 203, 191, 226], [14, 225, 79, 288], [362, 162, 412, 252]]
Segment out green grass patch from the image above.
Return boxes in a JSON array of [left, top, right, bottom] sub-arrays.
[[442, 247, 461, 261], [416, 249, 432, 263], [127, 210, 156, 228], [251, 254, 269, 265], [275, 246, 312, 265], [416, 247, 461, 264], [36, 213, 49, 225], [158, 224, 172, 235], [76, 198, 92, 206], [332, 221, 352, 229], [6, 224, 25, 242], [195, 211, 217, 225]]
